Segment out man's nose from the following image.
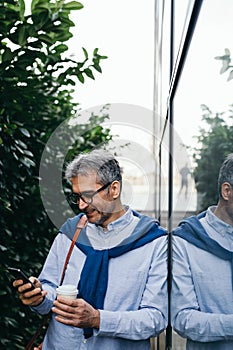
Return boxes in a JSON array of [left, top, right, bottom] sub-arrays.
[[78, 197, 88, 210]]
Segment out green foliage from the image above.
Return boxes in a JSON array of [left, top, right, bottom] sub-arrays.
[[193, 104, 233, 210], [215, 48, 233, 81], [192, 48, 233, 211], [0, 0, 110, 348]]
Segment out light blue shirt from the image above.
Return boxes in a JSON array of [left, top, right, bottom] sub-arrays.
[[32, 208, 168, 350], [86, 205, 140, 249], [171, 206, 233, 350]]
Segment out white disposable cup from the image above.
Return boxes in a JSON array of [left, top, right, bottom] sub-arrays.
[[56, 284, 78, 300]]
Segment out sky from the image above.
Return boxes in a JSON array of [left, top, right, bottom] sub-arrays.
[[23, 0, 233, 147], [174, 0, 233, 148], [69, 0, 155, 108]]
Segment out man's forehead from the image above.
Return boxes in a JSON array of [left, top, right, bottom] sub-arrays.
[[72, 173, 101, 187]]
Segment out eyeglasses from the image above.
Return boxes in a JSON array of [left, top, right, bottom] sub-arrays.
[[68, 182, 112, 205]]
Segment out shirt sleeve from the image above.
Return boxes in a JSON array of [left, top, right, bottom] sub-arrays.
[[95, 235, 168, 340], [31, 236, 59, 315], [171, 236, 233, 342], [31, 234, 70, 315]]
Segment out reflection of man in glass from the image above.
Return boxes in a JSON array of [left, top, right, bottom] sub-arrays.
[[178, 164, 191, 198], [172, 153, 233, 350]]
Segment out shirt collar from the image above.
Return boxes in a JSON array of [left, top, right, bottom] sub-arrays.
[[206, 206, 233, 235], [96, 206, 134, 235]]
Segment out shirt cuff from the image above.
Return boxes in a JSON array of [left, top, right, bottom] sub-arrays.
[[31, 296, 53, 315], [94, 309, 119, 336]]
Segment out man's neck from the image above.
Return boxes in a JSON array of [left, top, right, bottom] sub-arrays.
[[214, 203, 233, 227], [101, 206, 126, 231]]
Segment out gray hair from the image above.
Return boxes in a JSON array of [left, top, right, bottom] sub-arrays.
[[65, 149, 122, 186], [218, 153, 233, 197]]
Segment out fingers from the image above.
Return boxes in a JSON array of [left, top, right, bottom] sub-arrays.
[[19, 289, 47, 306], [33, 345, 43, 350], [13, 276, 41, 292], [52, 299, 77, 326], [52, 297, 85, 326], [13, 279, 24, 288], [77, 214, 88, 228], [13, 278, 46, 306], [52, 298, 100, 328], [53, 296, 85, 310], [52, 297, 77, 316], [29, 277, 42, 289]]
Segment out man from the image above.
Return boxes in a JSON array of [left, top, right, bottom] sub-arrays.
[[178, 163, 191, 198], [171, 153, 233, 350], [14, 149, 168, 350]]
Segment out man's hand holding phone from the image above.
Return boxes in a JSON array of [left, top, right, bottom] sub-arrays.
[[8, 267, 47, 306], [13, 277, 47, 306]]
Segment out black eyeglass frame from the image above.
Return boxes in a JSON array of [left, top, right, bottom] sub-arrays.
[[68, 181, 112, 205]]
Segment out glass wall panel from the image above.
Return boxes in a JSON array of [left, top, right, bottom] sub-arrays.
[[174, 0, 233, 218], [160, 0, 233, 350]]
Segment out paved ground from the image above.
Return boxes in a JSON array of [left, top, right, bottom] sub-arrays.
[[151, 331, 186, 350]]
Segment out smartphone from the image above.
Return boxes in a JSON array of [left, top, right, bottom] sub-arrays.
[[7, 267, 36, 291]]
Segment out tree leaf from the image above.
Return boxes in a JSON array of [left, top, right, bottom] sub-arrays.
[[2, 48, 13, 62], [54, 44, 69, 54], [19, 128, 31, 137], [93, 63, 102, 73], [32, 0, 50, 11], [18, 25, 28, 46], [82, 47, 88, 59], [93, 48, 99, 55], [18, 0, 25, 21], [84, 67, 95, 79], [220, 60, 229, 74], [38, 34, 55, 45], [20, 157, 36, 168], [100, 55, 108, 59], [66, 78, 76, 85], [32, 9, 50, 29], [227, 70, 233, 81], [63, 1, 84, 10], [77, 72, 84, 83]]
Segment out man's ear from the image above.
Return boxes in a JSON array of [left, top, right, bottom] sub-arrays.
[[221, 182, 232, 201], [110, 180, 121, 199]]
